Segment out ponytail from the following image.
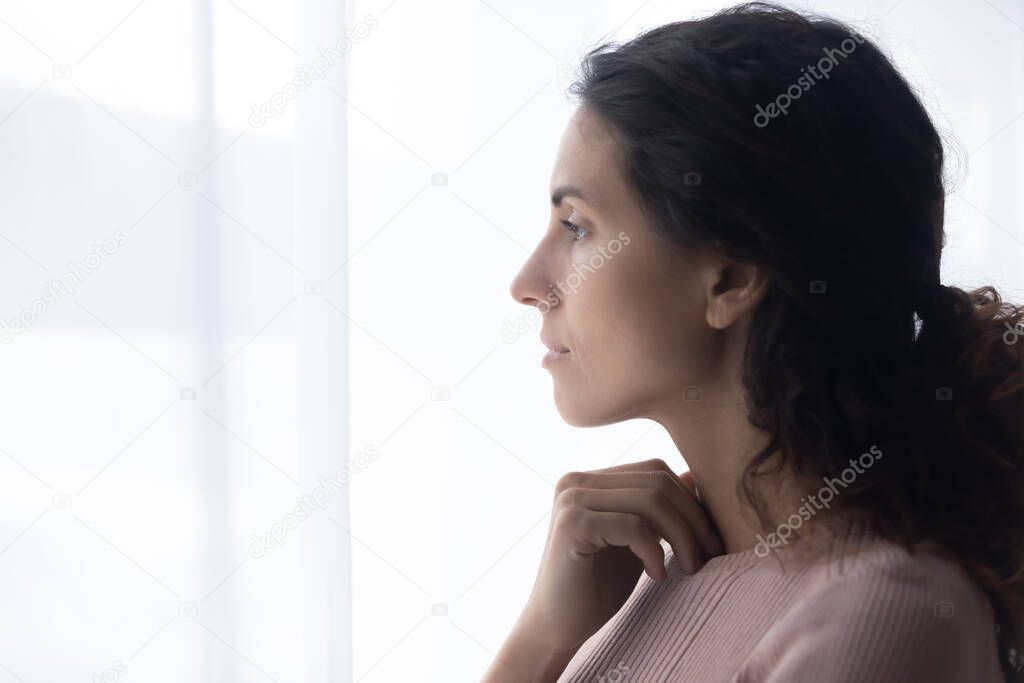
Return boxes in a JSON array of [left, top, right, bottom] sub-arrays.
[[918, 285, 1024, 681]]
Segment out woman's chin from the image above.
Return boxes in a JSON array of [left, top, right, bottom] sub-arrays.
[[553, 390, 623, 428], [553, 392, 591, 427]]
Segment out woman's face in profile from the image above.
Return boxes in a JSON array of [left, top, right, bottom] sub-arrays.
[[510, 108, 720, 427]]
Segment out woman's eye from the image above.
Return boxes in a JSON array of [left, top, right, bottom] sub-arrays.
[[562, 220, 588, 241]]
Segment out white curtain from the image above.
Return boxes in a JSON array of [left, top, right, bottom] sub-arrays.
[[1, 1, 1021, 681], [0, 0, 349, 680]]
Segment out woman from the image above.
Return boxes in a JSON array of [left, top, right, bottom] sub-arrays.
[[483, 3, 1024, 682]]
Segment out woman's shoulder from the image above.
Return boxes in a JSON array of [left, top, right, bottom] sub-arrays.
[[801, 532, 992, 598], [736, 534, 1004, 682]]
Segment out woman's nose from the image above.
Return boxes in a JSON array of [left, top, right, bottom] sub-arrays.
[[509, 253, 552, 310]]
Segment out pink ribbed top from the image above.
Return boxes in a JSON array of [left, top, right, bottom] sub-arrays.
[[556, 525, 1004, 682]]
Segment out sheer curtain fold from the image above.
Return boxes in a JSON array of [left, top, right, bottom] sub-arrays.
[[0, 0, 350, 680]]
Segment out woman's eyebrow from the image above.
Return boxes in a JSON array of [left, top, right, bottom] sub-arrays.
[[550, 185, 587, 207]]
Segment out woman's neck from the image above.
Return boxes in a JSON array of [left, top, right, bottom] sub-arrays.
[[653, 381, 826, 556]]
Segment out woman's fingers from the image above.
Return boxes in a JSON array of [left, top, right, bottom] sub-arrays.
[[678, 470, 696, 496], [561, 507, 667, 582], [584, 457, 677, 476], [558, 486, 704, 572], [555, 468, 723, 559]]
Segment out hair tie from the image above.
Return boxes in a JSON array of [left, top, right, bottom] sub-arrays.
[[911, 281, 947, 321]]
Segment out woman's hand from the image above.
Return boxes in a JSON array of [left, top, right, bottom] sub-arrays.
[[519, 458, 724, 657]]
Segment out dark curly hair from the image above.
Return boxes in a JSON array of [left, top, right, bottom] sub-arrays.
[[570, 2, 1024, 678]]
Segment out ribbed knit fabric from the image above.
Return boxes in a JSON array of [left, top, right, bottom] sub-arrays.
[[555, 524, 1004, 682]]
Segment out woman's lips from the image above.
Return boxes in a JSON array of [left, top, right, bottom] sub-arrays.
[[541, 348, 570, 367], [540, 334, 571, 368], [540, 333, 570, 353]]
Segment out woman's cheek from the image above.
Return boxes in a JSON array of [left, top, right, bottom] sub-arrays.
[[569, 241, 596, 266]]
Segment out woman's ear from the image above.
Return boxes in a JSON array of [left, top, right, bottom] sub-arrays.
[[703, 255, 770, 330]]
